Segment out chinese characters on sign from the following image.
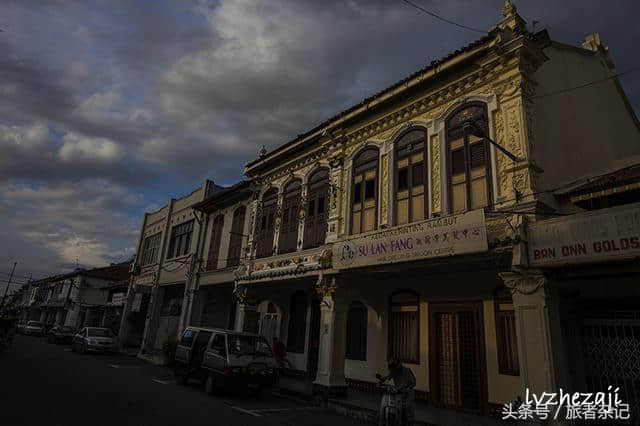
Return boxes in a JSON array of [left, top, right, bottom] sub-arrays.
[[334, 209, 487, 270], [502, 387, 630, 421], [528, 202, 640, 267]]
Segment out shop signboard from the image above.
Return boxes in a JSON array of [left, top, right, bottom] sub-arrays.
[[110, 292, 126, 306], [528, 202, 640, 267], [333, 209, 487, 270]]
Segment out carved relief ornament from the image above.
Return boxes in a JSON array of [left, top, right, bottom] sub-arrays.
[[499, 271, 546, 295]]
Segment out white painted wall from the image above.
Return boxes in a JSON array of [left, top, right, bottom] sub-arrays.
[[533, 43, 640, 192]]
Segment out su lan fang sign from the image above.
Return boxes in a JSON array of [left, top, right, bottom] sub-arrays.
[[334, 209, 487, 270], [528, 202, 640, 267]]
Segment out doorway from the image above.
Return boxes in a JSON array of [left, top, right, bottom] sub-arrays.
[[307, 299, 321, 379], [429, 302, 486, 413]]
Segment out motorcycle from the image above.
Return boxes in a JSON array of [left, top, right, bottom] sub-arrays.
[[376, 373, 408, 426]]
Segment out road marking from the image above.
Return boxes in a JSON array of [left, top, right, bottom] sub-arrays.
[[252, 407, 319, 413], [228, 406, 262, 417], [109, 364, 139, 369], [152, 379, 174, 385]]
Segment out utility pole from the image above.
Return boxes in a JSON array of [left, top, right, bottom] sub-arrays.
[[1, 262, 17, 309]]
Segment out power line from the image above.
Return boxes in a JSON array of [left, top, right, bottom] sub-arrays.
[[399, 0, 487, 34], [533, 67, 640, 99]]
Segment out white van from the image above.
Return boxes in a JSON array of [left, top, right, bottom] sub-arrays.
[[174, 327, 278, 395]]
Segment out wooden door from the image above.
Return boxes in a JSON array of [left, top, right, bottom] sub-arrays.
[[430, 302, 487, 413]]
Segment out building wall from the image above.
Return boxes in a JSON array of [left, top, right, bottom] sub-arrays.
[[200, 198, 251, 273], [532, 42, 640, 193]]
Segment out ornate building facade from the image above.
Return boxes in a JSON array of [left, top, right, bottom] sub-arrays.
[[122, 1, 640, 421]]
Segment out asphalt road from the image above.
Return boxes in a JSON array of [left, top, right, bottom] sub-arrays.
[[0, 335, 363, 426]]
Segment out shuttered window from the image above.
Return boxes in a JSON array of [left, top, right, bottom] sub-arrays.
[[352, 148, 379, 235], [167, 220, 194, 259], [304, 169, 329, 249], [395, 129, 428, 225], [139, 233, 161, 266], [279, 180, 301, 254], [389, 291, 420, 363], [446, 103, 492, 213], [227, 206, 246, 267], [206, 215, 224, 270], [255, 189, 277, 259]]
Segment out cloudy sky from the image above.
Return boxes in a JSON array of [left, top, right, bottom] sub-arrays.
[[0, 0, 638, 284]]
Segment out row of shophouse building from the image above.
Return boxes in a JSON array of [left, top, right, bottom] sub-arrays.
[[7, 263, 130, 333], [8, 3, 640, 423]]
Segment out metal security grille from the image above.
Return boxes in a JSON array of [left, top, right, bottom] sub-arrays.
[[434, 306, 482, 411], [437, 312, 458, 407], [581, 311, 640, 420]]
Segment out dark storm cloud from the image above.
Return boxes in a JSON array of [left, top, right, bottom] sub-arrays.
[[0, 0, 638, 276]]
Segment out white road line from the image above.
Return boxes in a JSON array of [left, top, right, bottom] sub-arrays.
[[152, 379, 174, 385], [108, 364, 139, 369], [252, 407, 319, 413], [229, 406, 262, 417]]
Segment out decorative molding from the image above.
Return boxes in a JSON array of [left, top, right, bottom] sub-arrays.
[[315, 274, 337, 299], [500, 271, 546, 295], [380, 153, 389, 226], [430, 133, 441, 213]]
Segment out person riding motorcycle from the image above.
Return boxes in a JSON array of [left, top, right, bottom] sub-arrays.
[[378, 357, 416, 425]]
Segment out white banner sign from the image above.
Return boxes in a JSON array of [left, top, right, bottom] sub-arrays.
[[333, 209, 487, 270], [528, 202, 640, 267], [110, 292, 126, 306]]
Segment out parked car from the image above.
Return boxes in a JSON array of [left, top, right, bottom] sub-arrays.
[[47, 325, 76, 344], [71, 327, 115, 354], [23, 321, 45, 336], [174, 327, 278, 395]]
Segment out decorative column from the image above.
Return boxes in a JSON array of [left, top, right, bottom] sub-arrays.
[[326, 155, 344, 243], [232, 283, 248, 332], [297, 181, 308, 251], [500, 271, 558, 398], [313, 274, 348, 399], [272, 186, 284, 255]]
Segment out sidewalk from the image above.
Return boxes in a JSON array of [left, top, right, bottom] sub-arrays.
[[276, 375, 507, 426]]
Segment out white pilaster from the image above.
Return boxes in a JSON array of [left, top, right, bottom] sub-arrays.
[[500, 271, 555, 397], [313, 276, 347, 394]]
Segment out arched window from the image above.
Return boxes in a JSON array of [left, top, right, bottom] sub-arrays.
[[389, 291, 419, 363], [351, 148, 379, 235], [395, 129, 428, 225], [345, 301, 368, 361], [226, 206, 246, 267], [255, 188, 277, 259], [279, 179, 302, 254], [287, 292, 308, 353], [304, 168, 330, 249], [206, 214, 224, 270], [446, 103, 491, 213]]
